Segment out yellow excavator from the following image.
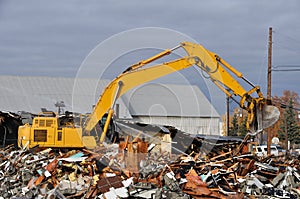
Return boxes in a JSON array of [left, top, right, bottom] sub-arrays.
[[18, 41, 280, 149]]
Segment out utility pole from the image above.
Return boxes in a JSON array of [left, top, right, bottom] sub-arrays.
[[226, 95, 230, 136], [267, 27, 273, 155]]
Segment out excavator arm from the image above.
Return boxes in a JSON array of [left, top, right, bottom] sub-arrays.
[[84, 56, 197, 132], [84, 41, 280, 142], [180, 42, 279, 131]]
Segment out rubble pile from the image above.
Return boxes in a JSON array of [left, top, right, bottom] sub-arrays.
[[0, 138, 300, 199]]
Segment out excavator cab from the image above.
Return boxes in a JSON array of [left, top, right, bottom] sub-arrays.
[[98, 113, 119, 143]]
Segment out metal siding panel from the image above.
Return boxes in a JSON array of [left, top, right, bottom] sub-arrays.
[[123, 83, 220, 118], [0, 76, 131, 117], [134, 116, 220, 135]]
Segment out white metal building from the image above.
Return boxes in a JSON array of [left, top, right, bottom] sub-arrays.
[[122, 83, 220, 135], [0, 76, 131, 119], [0, 76, 220, 135]]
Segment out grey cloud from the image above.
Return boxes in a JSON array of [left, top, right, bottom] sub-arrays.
[[0, 0, 299, 114]]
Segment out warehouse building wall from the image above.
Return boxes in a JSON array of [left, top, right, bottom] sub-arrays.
[[133, 116, 220, 135], [122, 83, 221, 135], [0, 76, 132, 119]]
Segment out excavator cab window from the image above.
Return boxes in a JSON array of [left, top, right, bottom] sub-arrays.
[[98, 114, 119, 143]]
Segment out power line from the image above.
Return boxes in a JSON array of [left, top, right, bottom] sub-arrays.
[[272, 65, 300, 72], [280, 103, 300, 111], [272, 69, 300, 72], [273, 31, 300, 53], [274, 65, 300, 68]]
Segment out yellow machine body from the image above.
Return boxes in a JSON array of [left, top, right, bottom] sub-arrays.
[[18, 117, 96, 149]]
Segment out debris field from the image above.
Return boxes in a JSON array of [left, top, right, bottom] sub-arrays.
[[1, 133, 300, 199]]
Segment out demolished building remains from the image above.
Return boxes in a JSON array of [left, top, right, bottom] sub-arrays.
[[0, 124, 300, 198]]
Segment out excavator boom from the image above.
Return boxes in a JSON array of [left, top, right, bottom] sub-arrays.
[[84, 57, 197, 132], [84, 41, 280, 140]]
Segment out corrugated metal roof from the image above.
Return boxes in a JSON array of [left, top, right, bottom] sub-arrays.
[[0, 76, 219, 118], [123, 83, 219, 117], [0, 76, 131, 119]]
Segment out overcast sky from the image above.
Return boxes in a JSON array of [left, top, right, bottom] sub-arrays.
[[0, 0, 299, 114]]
